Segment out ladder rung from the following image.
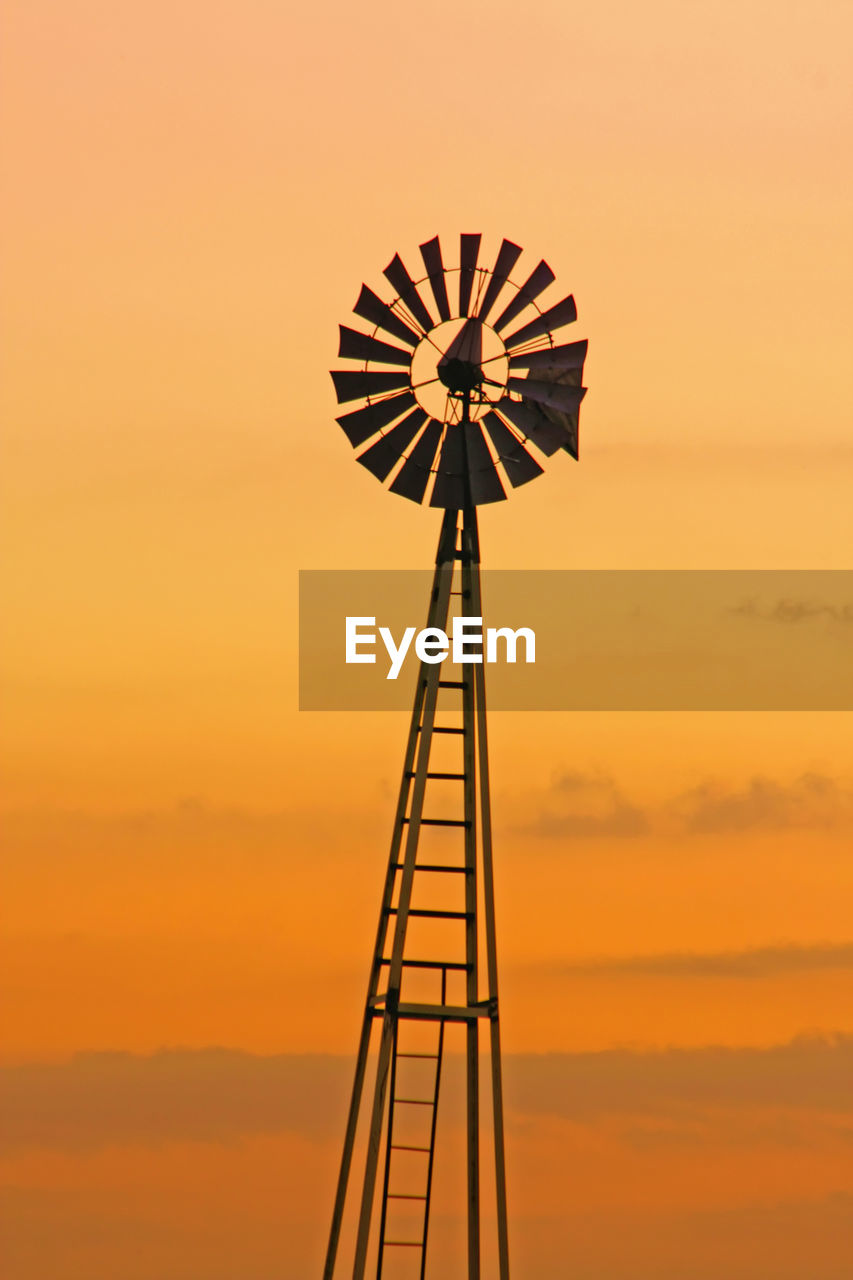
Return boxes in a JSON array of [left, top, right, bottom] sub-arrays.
[[394, 1097, 434, 1106], [386, 908, 472, 920], [401, 817, 469, 827], [390, 862, 470, 874], [404, 771, 466, 780], [384, 1241, 423, 1248], [415, 862, 469, 873], [396, 1000, 492, 1022], [431, 726, 465, 735], [388, 1193, 427, 1200], [391, 1145, 431, 1153], [396, 1052, 440, 1058], [438, 680, 467, 689], [379, 958, 470, 970]]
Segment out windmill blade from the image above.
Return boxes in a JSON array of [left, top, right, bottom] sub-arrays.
[[458, 233, 481, 318], [430, 423, 468, 509], [533, 366, 582, 388], [338, 325, 412, 367], [507, 377, 586, 413], [429, 418, 508, 506], [383, 253, 434, 333], [476, 239, 523, 322], [503, 295, 577, 350], [419, 236, 452, 322], [354, 284, 420, 347], [463, 420, 506, 504], [356, 408, 428, 481], [492, 261, 555, 333], [482, 411, 544, 488], [331, 369, 411, 404], [509, 339, 587, 373], [389, 418, 443, 503], [542, 404, 579, 459], [522, 360, 585, 398], [529, 365, 584, 458], [496, 397, 572, 457], [337, 390, 417, 448]]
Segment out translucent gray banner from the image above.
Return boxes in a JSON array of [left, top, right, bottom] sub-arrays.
[[298, 571, 853, 711]]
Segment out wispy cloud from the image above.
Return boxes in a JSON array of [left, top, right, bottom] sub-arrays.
[[518, 769, 853, 839], [3, 1035, 851, 1154], [732, 597, 853, 625], [517, 770, 649, 838], [556, 941, 853, 979], [675, 772, 853, 833], [505, 1193, 853, 1280], [7, 769, 853, 871], [0, 1050, 351, 1152], [505, 1034, 853, 1120]]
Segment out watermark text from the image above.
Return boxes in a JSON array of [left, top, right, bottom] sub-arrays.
[[345, 616, 536, 680]]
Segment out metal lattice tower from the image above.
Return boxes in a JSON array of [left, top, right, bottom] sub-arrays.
[[323, 234, 588, 1279]]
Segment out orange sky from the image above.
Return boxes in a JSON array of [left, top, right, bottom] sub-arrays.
[[2, 1, 853, 1276]]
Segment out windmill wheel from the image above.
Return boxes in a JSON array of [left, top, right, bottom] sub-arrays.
[[331, 234, 588, 507]]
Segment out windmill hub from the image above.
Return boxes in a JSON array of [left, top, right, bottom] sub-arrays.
[[409, 317, 509, 423], [437, 355, 483, 394]]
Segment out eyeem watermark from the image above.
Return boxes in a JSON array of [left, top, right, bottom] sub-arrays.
[[299, 570, 853, 710], [346, 616, 536, 680]]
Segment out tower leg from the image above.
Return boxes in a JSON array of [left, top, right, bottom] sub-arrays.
[[464, 505, 511, 1280], [461, 508, 481, 1279]]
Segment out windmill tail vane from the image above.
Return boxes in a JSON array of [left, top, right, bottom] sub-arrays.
[[323, 235, 588, 1278]]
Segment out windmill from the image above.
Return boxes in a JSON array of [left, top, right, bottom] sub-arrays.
[[323, 234, 587, 1279]]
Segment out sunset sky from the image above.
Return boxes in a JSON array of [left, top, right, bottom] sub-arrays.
[[2, 1, 853, 1276]]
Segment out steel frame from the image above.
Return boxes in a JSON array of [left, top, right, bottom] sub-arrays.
[[323, 497, 510, 1279]]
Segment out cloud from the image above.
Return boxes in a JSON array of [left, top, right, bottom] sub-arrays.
[[519, 769, 853, 839], [1, 798, 361, 855], [511, 1194, 853, 1280], [557, 941, 853, 979], [3, 1035, 852, 1155], [732, 597, 853, 625], [505, 1034, 853, 1121], [0, 1050, 351, 1153], [675, 772, 853, 833], [4, 1183, 851, 1280], [7, 768, 853, 887], [517, 771, 649, 838]]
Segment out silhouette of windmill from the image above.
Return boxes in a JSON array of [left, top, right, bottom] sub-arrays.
[[323, 234, 588, 1279]]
